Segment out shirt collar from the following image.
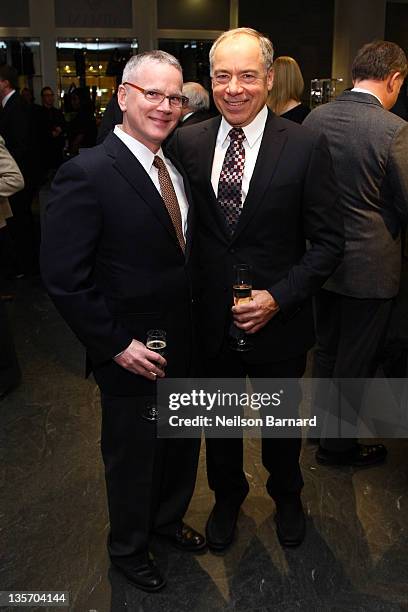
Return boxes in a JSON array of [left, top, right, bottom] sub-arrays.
[[217, 105, 268, 148], [351, 87, 383, 106], [2, 89, 15, 108], [182, 111, 194, 122], [113, 124, 165, 173]]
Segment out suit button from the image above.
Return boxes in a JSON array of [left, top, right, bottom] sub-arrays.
[[230, 248, 235, 254]]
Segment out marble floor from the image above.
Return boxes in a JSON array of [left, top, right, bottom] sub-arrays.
[[1, 273, 408, 612]]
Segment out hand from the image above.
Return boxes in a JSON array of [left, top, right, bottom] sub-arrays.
[[232, 290, 280, 334], [113, 339, 167, 381]]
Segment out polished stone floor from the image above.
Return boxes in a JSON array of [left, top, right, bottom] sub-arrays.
[[1, 272, 408, 612]]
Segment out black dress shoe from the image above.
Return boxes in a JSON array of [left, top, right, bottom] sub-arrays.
[[316, 443, 387, 467], [275, 494, 305, 548], [205, 502, 241, 552], [111, 558, 166, 592], [162, 523, 206, 552]]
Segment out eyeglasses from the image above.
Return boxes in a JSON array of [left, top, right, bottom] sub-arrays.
[[212, 73, 265, 86], [122, 82, 189, 108]]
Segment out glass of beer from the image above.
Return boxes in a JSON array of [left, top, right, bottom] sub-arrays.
[[230, 264, 253, 352], [146, 329, 167, 357]]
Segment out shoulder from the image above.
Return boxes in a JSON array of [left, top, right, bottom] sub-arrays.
[[177, 115, 220, 140]]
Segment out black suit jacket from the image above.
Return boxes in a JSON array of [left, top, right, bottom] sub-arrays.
[[0, 92, 31, 176], [41, 132, 195, 395], [170, 110, 344, 363], [178, 110, 215, 128]]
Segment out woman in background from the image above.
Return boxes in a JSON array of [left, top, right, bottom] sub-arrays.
[[268, 56, 311, 124]]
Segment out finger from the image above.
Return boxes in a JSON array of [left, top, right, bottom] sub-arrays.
[[235, 320, 255, 331], [143, 360, 166, 378], [232, 303, 255, 315], [234, 312, 257, 324], [145, 349, 167, 368]]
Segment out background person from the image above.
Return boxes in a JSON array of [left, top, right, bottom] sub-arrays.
[[0, 135, 24, 398], [178, 81, 213, 127], [268, 56, 311, 123], [304, 40, 408, 467]]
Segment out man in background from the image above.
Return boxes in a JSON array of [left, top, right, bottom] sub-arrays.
[[40, 86, 66, 176], [0, 64, 35, 277], [304, 40, 408, 467], [178, 81, 212, 127]]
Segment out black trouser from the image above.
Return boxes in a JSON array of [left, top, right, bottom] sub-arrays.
[[0, 300, 21, 394], [204, 345, 307, 506], [100, 393, 200, 564], [7, 187, 37, 275], [313, 289, 393, 453]]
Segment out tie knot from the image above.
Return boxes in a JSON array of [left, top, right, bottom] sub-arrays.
[[153, 155, 165, 170], [229, 127, 245, 143]]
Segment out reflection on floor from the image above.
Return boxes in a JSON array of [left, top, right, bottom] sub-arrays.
[[1, 276, 408, 612]]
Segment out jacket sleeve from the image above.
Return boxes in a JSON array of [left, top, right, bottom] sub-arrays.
[[269, 132, 345, 317], [0, 139, 24, 197], [387, 122, 408, 226], [40, 159, 132, 364]]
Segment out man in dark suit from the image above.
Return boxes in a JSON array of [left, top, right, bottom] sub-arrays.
[[170, 28, 344, 550], [39, 86, 66, 175], [303, 41, 408, 467], [0, 64, 35, 276], [41, 50, 205, 592], [178, 82, 213, 127]]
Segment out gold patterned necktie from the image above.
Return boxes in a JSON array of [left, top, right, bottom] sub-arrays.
[[153, 156, 185, 253]]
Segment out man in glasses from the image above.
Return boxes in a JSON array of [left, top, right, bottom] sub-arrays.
[[41, 51, 204, 592], [170, 28, 344, 551]]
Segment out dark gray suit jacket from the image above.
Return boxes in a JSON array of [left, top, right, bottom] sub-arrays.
[[304, 90, 408, 299]]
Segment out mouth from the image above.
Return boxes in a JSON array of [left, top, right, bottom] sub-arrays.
[[149, 117, 173, 127], [223, 99, 247, 109]]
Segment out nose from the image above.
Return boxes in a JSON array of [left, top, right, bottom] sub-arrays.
[[226, 75, 243, 95], [156, 96, 172, 112]]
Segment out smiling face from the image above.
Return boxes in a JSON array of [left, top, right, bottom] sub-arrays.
[[117, 60, 183, 152], [211, 34, 273, 127]]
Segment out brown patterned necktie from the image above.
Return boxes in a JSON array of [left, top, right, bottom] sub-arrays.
[[153, 156, 186, 253], [217, 127, 246, 235]]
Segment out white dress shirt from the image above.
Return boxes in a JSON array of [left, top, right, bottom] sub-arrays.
[[113, 125, 189, 238], [2, 90, 16, 108], [211, 105, 268, 204]]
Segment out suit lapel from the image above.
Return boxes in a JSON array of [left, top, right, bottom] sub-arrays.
[[232, 112, 288, 243], [166, 150, 194, 262], [104, 133, 182, 254]]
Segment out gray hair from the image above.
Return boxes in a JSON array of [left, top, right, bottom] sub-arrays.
[[182, 82, 210, 111], [122, 50, 182, 83], [209, 27, 274, 76]]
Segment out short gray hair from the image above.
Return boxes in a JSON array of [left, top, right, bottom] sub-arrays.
[[209, 28, 274, 75], [182, 82, 210, 111], [122, 50, 182, 83]]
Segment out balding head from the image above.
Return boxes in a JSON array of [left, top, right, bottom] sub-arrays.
[[182, 82, 210, 115]]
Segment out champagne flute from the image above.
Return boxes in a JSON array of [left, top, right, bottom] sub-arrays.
[[230, 264, 253, 352]]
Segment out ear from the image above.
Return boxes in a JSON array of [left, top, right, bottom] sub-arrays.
[[117, 84, 127, 112], [387, 71, 402, 93], [267, 68, 274, 92]]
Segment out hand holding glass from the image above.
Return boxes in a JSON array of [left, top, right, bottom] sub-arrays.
[[230, 264, 253, 352]]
